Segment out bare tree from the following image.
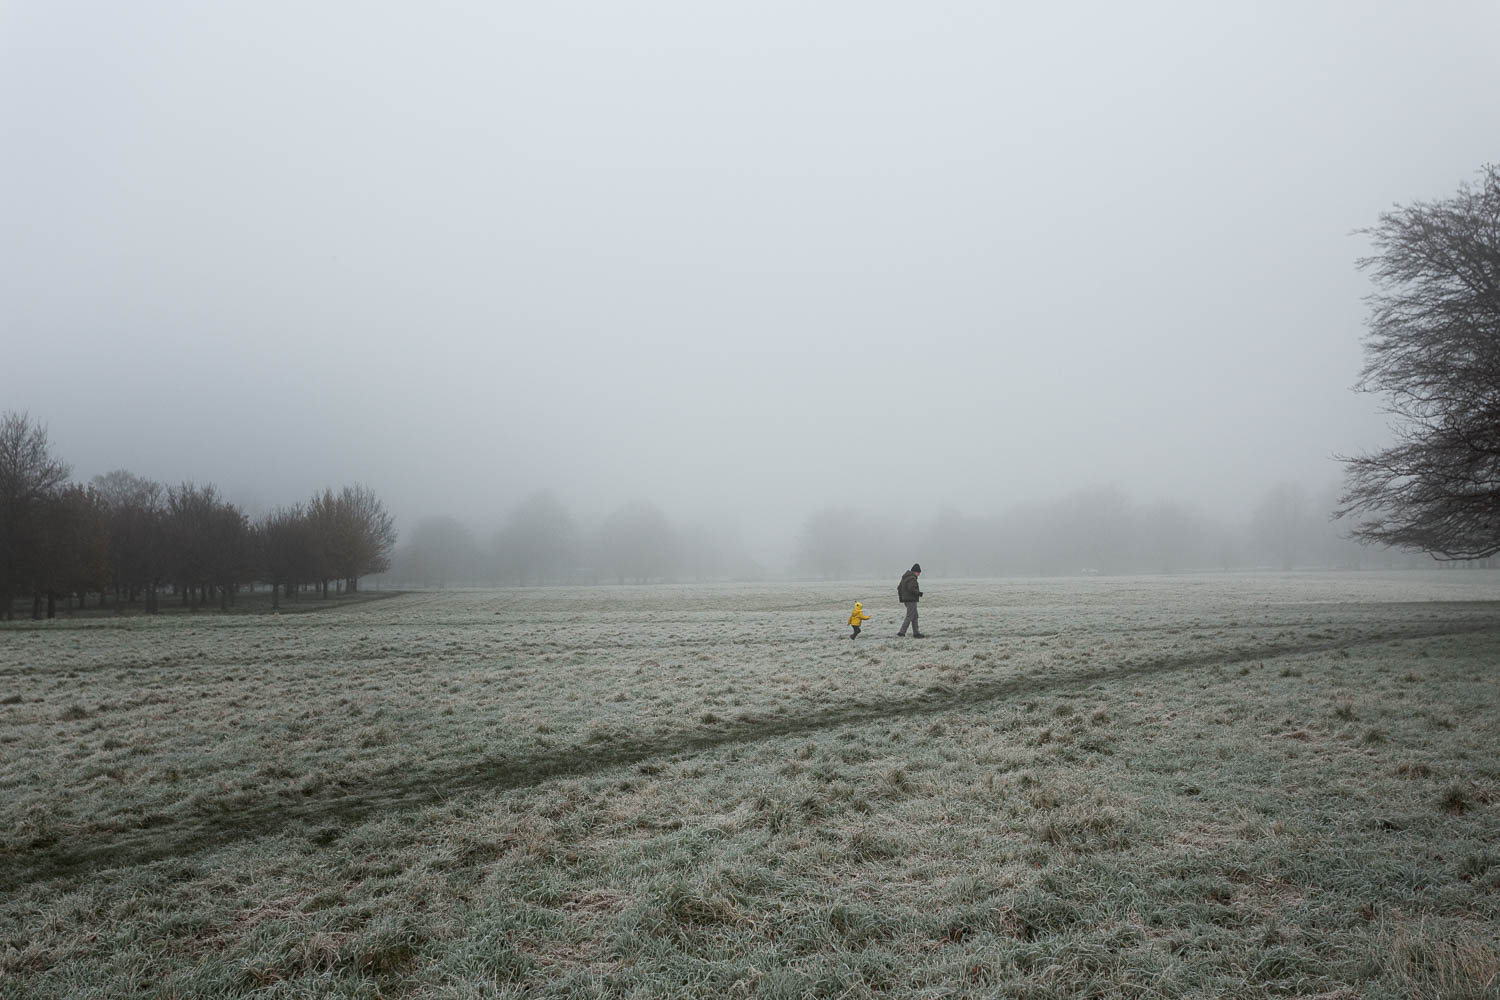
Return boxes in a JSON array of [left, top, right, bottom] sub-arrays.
[[308, 488, 341, 597], [309, 485, 396, 594], [34, 485, 111, 616], [92, 469, 166, 612], [207, 499, 255, 610], [165, 483, 224, 610], [259, 505, 320, 609], [0, 412, 72, 618], [1337, 165, 1500, 559]]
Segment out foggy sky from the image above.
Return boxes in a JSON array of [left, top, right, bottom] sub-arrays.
[[4, 0, 1499, 561]]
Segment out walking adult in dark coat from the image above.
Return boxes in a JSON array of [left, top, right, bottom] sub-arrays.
[[896, 563, 923, 638]]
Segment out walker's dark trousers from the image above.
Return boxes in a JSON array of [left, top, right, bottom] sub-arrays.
[[897, 601, 919, 636]]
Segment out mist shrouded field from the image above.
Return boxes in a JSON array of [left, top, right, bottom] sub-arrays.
[[3, 573, 1498, 998]]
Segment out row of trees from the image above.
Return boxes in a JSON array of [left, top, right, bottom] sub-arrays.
[[790, 480, 1386, 581], [0, 412, 397, 618], [382, 478, 1398, 591], [385, 493, 763, 587]]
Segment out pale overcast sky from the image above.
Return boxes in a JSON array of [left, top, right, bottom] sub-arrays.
[[4, 0, 1498, 555]]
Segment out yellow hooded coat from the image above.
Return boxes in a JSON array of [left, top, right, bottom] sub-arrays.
[[848, 602, 871, 626]]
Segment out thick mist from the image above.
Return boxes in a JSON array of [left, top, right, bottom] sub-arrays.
[[5, 1, 1499, 569]]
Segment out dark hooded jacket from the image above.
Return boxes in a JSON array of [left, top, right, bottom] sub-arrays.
[[897, 570, 921, 603]]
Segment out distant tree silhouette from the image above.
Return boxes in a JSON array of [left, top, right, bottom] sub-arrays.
[[493, 492, 574, 586], [676, 519, 763, 581], [395, 515, 478, 587], [1142, 500, 1207, 574], [1057, 487, 1136, 574], [597, 500, 680, 583], [795, 508, 862, 580], [1252, 481, 1313, 570]]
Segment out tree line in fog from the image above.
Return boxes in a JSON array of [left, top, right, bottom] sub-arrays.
[[4, 408, 1476, 619], [387, 483, 1447, 590], [0, 412, 396, 619], [794, 484, 1383, 581], [388, 493, 762, 587]]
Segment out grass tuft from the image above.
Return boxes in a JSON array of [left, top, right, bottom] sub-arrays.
[[1439, 784, 1472, 815], [1374, 918, 1499, 999]]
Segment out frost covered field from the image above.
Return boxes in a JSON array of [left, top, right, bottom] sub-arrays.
[[3, 573, 1499, 999]]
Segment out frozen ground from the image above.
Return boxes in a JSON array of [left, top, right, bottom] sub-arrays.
[[2, 571, 1497, 998]]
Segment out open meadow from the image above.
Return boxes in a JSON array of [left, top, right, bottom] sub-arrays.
[[2, 572, 1498, 999]]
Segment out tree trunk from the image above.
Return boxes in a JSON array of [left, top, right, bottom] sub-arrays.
[[271, 580, 280, 610], [32, 592, 42, 620]]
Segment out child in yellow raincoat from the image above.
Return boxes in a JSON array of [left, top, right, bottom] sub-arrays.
[[847, 601, 870, 639]]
